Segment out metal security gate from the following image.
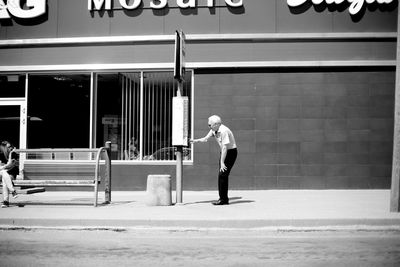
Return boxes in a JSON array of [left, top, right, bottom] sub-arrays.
[[120, 73, 141, 160], [119, 71, 191, 161]]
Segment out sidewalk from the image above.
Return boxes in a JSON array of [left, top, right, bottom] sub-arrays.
[[1, 190, 400, 230]]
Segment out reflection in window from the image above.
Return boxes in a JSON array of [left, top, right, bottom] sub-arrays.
[[96, 71, 192, 161], [96, 72, 141, 160], [27, 74, 91, 148], [142, 71, 191, 161]]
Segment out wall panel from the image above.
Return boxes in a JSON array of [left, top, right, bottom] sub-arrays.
[[0, 0, 396, 40], [110, 9, 165, 35], [58, 0, 110, 37], [164, 7, 220, 34], [276, 0, 334, 33], [333, 9, 397, 32], [190, 69, 395, 190], [220, 0, 276, 33]]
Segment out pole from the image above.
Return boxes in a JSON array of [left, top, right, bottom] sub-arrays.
[[176, 82, 183, 204], [173, 30, 185, 204], [176, 146, 183, 204], [105, 141, 112, 204]]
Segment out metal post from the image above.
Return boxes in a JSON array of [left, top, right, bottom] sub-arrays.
[[174, 30, 186, 204], [105, 141, 112, 204], [176, 145, 183, 204]]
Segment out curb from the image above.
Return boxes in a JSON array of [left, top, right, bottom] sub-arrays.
[[2, 218, 400, 229], [1, 225, 400, 233]]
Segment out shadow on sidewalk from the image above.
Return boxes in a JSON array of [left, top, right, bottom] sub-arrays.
[[229, 200, 255, 205], [229, 196, 255, 205], [10, 200, 135, 207], [184, 196, 255, 205]]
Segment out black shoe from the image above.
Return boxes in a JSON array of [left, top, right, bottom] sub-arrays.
[[212, 200, 229, 205], [1, 201, 10, 208]]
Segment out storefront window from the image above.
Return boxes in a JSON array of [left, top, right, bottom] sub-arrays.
[[27, 74, 91, 148], [96, 71, 192, 161], [0, 74, 25, 97]]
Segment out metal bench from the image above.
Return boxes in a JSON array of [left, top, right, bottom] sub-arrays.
[[14, 144, 111, 207]]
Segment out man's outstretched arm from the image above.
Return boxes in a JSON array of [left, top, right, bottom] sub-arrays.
[[190, 131, 212, 143]]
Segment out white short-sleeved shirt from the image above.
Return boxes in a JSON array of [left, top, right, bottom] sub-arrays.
[[206, 124, 237, 150]]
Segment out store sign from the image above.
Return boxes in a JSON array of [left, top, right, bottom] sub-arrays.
[[287, 0, 394, 15], [0, 0, 46, 19], [88, 0, 243, 10]]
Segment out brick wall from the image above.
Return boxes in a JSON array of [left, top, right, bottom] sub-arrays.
[[188, 68, 395, 190]]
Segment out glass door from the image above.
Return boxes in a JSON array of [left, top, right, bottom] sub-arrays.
[[0, 101, 26, 149]]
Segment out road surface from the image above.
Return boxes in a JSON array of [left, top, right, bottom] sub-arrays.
[[1, 228, 400, 266]]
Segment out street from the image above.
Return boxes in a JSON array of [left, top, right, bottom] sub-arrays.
[[1, 228, 400, 266]]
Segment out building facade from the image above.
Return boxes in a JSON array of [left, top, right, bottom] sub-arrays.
[[0, 0, 398, 190]]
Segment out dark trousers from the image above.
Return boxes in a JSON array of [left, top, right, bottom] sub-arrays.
[[218, 148, 237, 202]]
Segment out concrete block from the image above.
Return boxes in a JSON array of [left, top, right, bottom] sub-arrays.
[[146, 174, 172, 206]]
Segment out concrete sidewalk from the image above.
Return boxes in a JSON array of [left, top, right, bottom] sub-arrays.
[[1, 190, 400, 230]]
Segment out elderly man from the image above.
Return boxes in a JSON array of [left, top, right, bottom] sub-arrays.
[[191, 115, 238, 205]]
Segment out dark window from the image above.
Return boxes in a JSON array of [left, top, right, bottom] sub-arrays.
[[0, 74, 25, 97], [27, 74, 91, 148]]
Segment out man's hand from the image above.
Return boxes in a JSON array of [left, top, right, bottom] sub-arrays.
[[220, 162, 227, 172]]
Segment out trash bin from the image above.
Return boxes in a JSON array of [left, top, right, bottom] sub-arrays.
[[146, 174, 172, 206]]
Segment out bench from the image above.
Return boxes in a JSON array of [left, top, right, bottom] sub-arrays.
[[14, 144, 111, 207]]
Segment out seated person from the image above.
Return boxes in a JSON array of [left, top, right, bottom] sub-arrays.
[[124, 137, 139, 160], [0, 141, 19, 208]]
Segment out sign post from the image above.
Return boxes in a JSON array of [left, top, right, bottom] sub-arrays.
[[173, 30, 186, 204], [174, 30, 185, 82]]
